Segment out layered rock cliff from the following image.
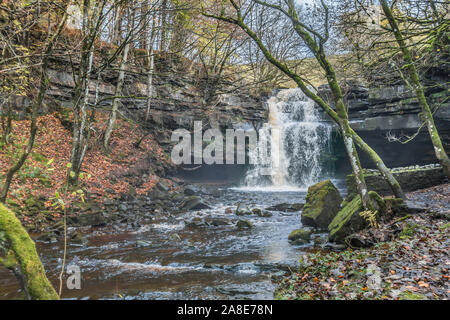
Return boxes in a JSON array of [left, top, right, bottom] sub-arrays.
[[318, 78, 449, 170]]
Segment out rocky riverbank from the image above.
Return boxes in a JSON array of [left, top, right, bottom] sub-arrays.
[[275, 183, 450, 300]]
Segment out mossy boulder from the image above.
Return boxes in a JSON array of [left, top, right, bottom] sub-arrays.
[[288, 228, 312, 243], [301, 180, 342, 229], [328, 191, 389, 243], [288, 228, 312, 245], [236, 220, 253, 229], [328, 195, 365, 243]]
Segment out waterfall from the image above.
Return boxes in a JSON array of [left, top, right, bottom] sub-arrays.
[[244, 88, 332, 190]]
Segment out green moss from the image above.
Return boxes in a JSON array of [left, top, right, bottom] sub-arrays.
[[328, 195, 363, 241], [302, 180, 342, 228], [0, 203, 59, 300], [439, 223, 450, 230], [399, 291, 426, 300], [288, 229, 312, 242], [400, 222, 420, 239], [31, 152, 48, 163], [368, 191, 386, 212]]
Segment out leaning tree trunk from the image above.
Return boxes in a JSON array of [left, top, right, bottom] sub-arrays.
[[380, 0, 450, 178], [0, 203, 59, 299]]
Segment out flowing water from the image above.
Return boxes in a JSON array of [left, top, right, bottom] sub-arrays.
[[244, 88, 332, 190], [0, 89, 340, 300]]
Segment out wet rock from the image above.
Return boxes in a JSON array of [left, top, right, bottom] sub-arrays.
[[235, 203, 252, 216], [224, 207, 234, 214], [136, 240, 153, 247], [70, 232, 86, 244], [271, 271, 286, 282], [301, 180, 342, 229], [69, 212, 107, 227], [169, 233, 181, 241], [236, 220, 253, 229], [288, 228, 312, 244], [50, 220, 65, 232], [183, 185, 200, 196], [313, 234, 328, 245], [36, 232, 57, 243], [251, 208, 262, 215], [156, 179, 170, 192], [204, 263, 226, 269], [180, 196, 211, 211], [265, 203, 304, 212], [185, 217, 205, 228], [209, 218, 230, 227]]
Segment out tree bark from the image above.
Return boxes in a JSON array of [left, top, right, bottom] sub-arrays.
[[103, 6, 134, 151], [0, 203, 59, 299], [380, 0, 450, 178]]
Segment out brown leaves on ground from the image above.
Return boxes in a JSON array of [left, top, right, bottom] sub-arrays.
[[0, 113, 169, 227], [276, 184, 450, 300]]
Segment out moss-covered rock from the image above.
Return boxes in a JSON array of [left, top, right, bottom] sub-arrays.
[[301, 180, 342, 229], [288, 228, 312, 244], [328, 195, 366, 243], [236, 220, 253, 229]]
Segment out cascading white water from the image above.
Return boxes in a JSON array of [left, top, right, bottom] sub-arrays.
[[244, 88, 332, 190]]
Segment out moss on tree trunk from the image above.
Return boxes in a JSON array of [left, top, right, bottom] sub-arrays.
[[0, 203, 59, 300]]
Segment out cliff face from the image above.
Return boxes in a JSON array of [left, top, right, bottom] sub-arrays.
[[7, 53, 449, 172], [318, 79, 450, 169], [9, 55, 266, 137]]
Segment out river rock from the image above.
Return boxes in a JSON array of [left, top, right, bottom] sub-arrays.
[[265, 203, 304, 212], [301, 180, 342, 229], [36, 232, 57, 243], [169, 233, 181, 241], [224, 207, 234, 214], [180, 196, 211, 211], [288, 228, 312, 245], [69, 212, 107, 227], [71, 232, 86, 244], [236, 220, 253, 229], [209, 218, 230, 226], [136, 240, 153, 247], [156, 178, 170, 192], [183, 185, 201, 196], [185, 217, 205, 228]]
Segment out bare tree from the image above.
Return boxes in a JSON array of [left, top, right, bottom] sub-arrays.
[[204, 0, 405, 208]]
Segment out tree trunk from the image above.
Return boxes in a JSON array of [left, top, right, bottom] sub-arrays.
[[0, 9, 68, 201], [145, 2, 157, 121], [380, 0, 450, 178], [103, 7, 134, 151], [0, 203, 59, 299]]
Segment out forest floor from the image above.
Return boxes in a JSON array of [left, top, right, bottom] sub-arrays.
[[0, 113, 170, 231], [275, 183, 450, 300]]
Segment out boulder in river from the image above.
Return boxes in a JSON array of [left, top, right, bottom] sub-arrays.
[[288, 228, 312, 245], [301, 180, 342, 229], [236, 220, 253, 229], [180, 196, 211, 211], [265, 203, 304, 212]]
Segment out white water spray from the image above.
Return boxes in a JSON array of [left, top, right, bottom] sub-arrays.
[[243, 88, 332, 190]]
